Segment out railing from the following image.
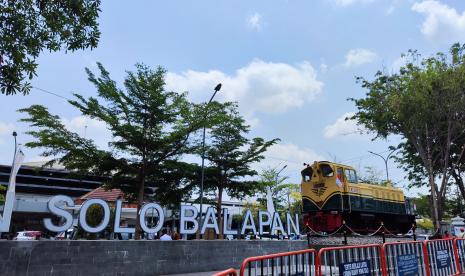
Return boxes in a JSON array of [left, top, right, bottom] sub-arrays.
[[317, 244, 384, 276], [424, 238, 460, 276], [382, 241, 428, 276], [239, 248, 317, 276], [455, 238, 465, 273], [215, 238, 465, 276]]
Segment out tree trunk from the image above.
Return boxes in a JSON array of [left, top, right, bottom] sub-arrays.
[[423, 124, 440, 230], [134, 178, 145, 240], [427, 168, 440, 229], [216, 184, 224, 239], [452, 170, 465, 200]]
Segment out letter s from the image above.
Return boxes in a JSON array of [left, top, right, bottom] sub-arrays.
[[43, 195, 74, 232]]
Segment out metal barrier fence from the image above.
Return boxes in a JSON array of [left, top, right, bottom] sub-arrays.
[[317, 244, 384, 276], [239, 248, 317, 276], [214, 238, 465, 276], [455, 238, 465, 273], [213, 268, 238, 276], [382, 241, 428, 276], [424, 238, 460, 276]]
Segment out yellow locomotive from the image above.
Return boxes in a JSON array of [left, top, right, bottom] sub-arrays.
[[301, 161, 415, 233]]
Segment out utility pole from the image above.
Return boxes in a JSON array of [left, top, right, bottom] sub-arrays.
[[276, 165, 287, 212], [198, 83, 222, 239]]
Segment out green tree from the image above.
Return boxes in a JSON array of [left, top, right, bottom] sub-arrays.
[[0, 185, 5, 204], [203, 103, 279, 237], [412, 195, 431, 219], [287, 184, 302, 214], [358, 166, 391, 186], [0, 0, 101, 95], [350, 44, 465, 228], [256, 167, 290, 211], [19, 63, 205, 239]]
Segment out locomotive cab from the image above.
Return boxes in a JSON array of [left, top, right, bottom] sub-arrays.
[[301, 162, 349, 231]]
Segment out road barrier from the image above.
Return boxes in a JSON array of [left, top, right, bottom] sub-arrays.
[[424, 238, 460, 276], [455, 238, 465, 273], [213, 268, 238, 276], [317, 244, 384, 276], [216, 238, 465, 276], [382, 241, 428, 276], [239, 248, 317, 276]]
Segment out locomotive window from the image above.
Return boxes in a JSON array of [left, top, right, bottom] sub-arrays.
[[301, 167, 313, 182], [320, 164, 334, 177], [345, 169, 358, 183]]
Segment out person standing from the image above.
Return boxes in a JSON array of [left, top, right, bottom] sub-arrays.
[[172, 230, 180, 240], [458, 228, 465, 238], [159, 229, 172, 241]]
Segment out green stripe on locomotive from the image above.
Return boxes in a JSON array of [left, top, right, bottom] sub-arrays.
[[303, 193, 407, 215]]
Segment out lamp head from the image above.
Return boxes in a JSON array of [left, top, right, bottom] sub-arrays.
[[12, 131, 17, 137], [214, 83, 222, 92]]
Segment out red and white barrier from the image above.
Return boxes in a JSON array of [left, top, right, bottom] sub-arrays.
[[382, 241, 428, 276], [317, 244, 384, 276], [239, 248, 317, 276], [214, 238, 465, 276], [424, 239, 460, 276]]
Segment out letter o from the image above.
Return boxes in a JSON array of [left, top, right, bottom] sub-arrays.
[[139, 203, 164, 234], [79, 199, 110, 233]]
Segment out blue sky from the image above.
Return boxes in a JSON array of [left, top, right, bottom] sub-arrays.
[[1, 0, 465, 196]]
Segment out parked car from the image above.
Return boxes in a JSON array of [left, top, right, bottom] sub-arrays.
[[55, 228, 75, 240], [415, 234, 430, 241], [14, 231, 42, 241]]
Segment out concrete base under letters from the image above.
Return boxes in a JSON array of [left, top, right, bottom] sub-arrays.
[[0, 240, 309, 275]]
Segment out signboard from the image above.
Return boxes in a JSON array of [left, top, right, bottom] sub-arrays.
[[1, 192, 302, 237], [396, 254, 418, 276], [435, 250, 451, 269], [339, 260, 371, 276]]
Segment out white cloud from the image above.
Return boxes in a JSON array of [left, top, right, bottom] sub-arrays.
[[390, 56, 407, 73], [412, 1, 465, 44], [61, 116, 112, 150], [324, 112, 368, 139], [247, 12, 263, 31], [344, 49, 378, 67], [0, 122, 14, 136], [320, 63, 329, 73], [257, 143, 325, 183], [165, 59, 324, 124], [264, 143, 324, 165], [330, 0, 375, 7], [386, 5, 395, 15]]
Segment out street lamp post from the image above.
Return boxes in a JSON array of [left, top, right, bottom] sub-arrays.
[[198, 83, 222, 236], [12, 131, 17, 154], [276, 165, 287, 212], [368, 149, 396, 182], [7, 132, 18, 193]]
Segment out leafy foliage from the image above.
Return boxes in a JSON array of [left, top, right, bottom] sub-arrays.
[[244, 180, 302, 213], [358, 166, 393, 186], [0, 185, 5, 203], [256, 167, 293, 211], [350, 43, 465, 227], [0, 0, 101, 95], [19, 63, 205, 238], [416, 218, 434, 231], [202, 103, 279, 235]]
